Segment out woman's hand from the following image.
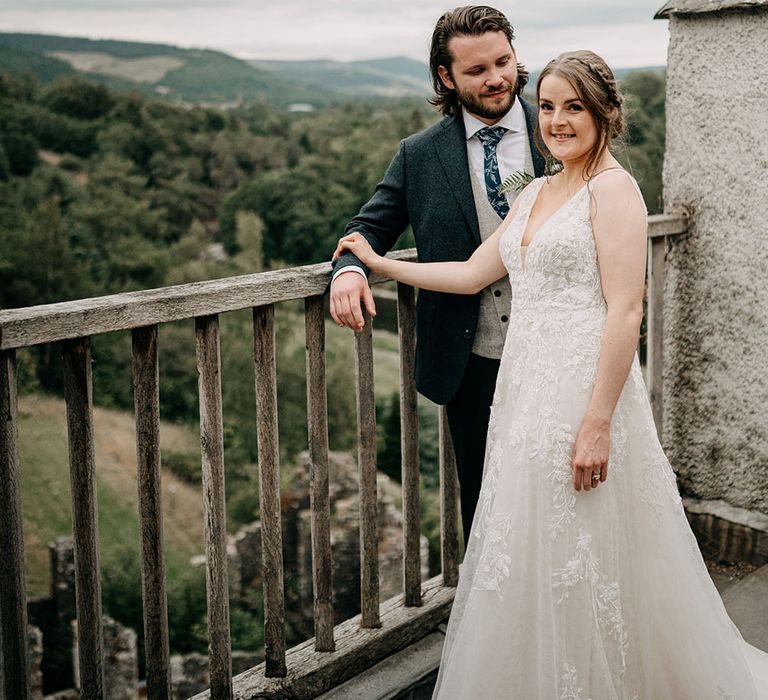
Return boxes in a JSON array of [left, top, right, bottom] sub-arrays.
[[332, 233, 382, 271], [572, 414, 610, 491]]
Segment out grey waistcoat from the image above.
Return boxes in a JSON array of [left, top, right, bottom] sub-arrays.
[[469, 139, 534, 359]]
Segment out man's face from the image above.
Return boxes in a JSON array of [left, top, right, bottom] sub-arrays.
[[438, 31, 518, 125]]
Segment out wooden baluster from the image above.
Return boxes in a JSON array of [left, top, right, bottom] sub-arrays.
[[439, 407, 459, 587], [647, 236, 666, 439], [195, 316, 233, 700], [132, 326, 171, 700], [252, 305, 287, 676], [355, 310, 380, 628], [62, 338, 105, 699], [0, 349, 31, 700], [304, 296, 335, 651], [397, 284, 421, 606]]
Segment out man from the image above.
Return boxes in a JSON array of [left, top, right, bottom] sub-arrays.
[[330, 5, 545, 547]]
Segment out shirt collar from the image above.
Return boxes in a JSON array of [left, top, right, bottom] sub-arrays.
[[463, 97, 525, 141]]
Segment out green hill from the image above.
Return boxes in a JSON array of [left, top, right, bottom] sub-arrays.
[[250, 55, 431, 97], [18, 394, 205, 598], [0, 32, 330, 106]]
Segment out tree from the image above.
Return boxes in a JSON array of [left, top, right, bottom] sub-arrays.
[[619, 70, 666, 214], [42, 75, 114, 120], [2, 130, 38, 175]]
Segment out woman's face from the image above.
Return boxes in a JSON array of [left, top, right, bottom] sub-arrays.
[[538, 73, 599, 167]]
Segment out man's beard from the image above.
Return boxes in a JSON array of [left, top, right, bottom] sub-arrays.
[[456, 82, 516, 120]]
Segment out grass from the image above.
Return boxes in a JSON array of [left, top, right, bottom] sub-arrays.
[[17, 394, 205, 599]]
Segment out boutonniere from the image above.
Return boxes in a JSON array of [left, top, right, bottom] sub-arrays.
[[497, 157, 564, 196], [497, 170, 534, 195]]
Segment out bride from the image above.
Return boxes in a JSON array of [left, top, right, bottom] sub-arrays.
[[334, 50, 768, 699]]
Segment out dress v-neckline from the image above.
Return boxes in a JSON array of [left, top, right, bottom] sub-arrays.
[[519, 178, 588, 251]]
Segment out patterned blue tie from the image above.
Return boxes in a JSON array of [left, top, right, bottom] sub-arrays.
[[476, 126, 509, 219]]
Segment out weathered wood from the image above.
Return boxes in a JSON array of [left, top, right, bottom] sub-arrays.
[[131, 326, 171, 700], [62, 338, 104, 699], [647, 236, 666, 438], [303, 296, 335, 652], [188, 574, 455, 700], [0, 250, 420, 351], [397, 283, 421, 607], [439, 407, 459, 587], [355, 310, 381, 629], [195, 316, 233, 700], [647, 212, 688, 238], [252, 305, 287, 677], [0, 350, 31, 700]]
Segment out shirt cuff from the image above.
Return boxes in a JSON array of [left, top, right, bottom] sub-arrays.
[[331, 265, 368, 285]]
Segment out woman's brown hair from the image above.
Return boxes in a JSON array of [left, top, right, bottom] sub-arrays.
[[534, 50, 626, 179]]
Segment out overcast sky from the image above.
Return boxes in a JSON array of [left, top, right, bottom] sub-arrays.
[[0, 1, 671, 69]]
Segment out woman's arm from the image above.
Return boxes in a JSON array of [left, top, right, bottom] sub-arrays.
[[333, 187, 529, 296], [572, 171, 647, 491]]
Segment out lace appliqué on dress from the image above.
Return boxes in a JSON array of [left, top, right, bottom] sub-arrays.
[[472, 512, 515, 598], [553, 529, 629, 676], [560, 663, 587, 700]]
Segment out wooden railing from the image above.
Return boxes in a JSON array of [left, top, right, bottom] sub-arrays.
[[0, 213, 686, 700], [645, 212, 687, 437]]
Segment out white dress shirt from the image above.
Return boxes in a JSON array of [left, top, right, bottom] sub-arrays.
[[333, 98, 531, 284]]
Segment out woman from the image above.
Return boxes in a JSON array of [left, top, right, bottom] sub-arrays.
[[334, 51, 768, 699]]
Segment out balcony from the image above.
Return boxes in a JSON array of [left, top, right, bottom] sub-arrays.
[[1, 213, 690, 699]]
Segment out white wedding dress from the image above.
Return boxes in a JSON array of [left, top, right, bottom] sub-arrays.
[[432, 173, 768, 699]]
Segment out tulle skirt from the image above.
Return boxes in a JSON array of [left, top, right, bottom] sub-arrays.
[[432, 307, 768, 699]]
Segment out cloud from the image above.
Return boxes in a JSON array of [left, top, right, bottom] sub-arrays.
[[0, 1, 669, 67]]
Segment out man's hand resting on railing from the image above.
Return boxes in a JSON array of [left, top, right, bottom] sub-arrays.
[[329, 269, 376, 332]]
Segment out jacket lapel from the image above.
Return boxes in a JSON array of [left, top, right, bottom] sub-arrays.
[[521, 97, 545, 177], [432, 114, 482, 246]]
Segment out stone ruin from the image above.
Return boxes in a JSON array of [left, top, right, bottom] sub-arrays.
[[22, 536, 140, 699], [226, 450, 431, 621], [172, 450, 431, 693], [14, 452, 428, 697]]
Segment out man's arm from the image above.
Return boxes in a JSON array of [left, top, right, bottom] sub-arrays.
[[330, 141, 411, 330]]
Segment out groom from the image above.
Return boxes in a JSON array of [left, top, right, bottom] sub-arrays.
[[330, 5, 544, 547]]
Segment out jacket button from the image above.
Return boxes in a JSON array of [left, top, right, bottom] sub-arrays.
[[463, 329, 472, 339], [501, 315, 508, 323], [494, 289, 502, 297]]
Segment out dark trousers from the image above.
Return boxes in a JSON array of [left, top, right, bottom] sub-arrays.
[[445, 353, 501, 549]]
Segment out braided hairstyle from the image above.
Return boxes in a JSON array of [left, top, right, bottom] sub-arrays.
[[534, 50, 626, 179]]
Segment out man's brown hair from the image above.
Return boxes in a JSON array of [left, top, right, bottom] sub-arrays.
[[429, 5, 528, 116]]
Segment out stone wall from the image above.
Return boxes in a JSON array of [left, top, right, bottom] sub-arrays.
[[72, 617, 138, 700], [228, 451, 431, 630], [661, 6, 768, 513]]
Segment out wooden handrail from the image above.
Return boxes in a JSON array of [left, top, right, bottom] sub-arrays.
[[132, 325, 172, 699], [355, 311, 381, 629], [0, 349, 30, 700], [252, 305, 287, 678], [397, 283, 422, 607], [304, 296, 335, 652], [196, 315, 234, 698], [0, 212, 684, 350], [63, 338, 106, 697]]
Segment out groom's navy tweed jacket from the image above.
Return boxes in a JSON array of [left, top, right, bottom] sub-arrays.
[[331, 98, 545, 405]]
